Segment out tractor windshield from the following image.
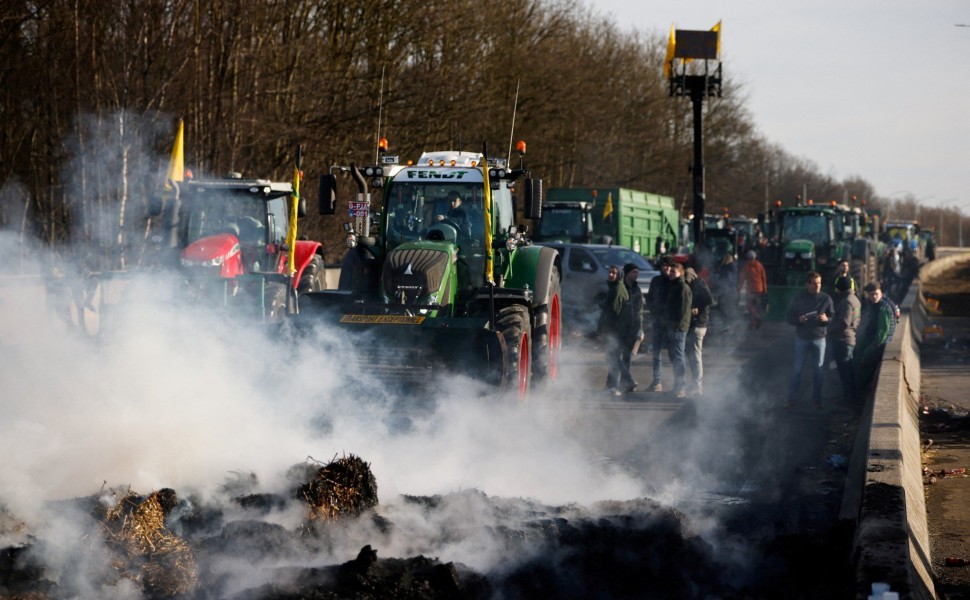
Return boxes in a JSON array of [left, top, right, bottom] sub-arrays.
[[781, 213, 831, 246], [383, 181, 486, 251], [183, 192, 268, 246]]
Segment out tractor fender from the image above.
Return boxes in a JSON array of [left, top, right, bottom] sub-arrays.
[[506, 245, 561, 311], [290, 239, 324, 287]]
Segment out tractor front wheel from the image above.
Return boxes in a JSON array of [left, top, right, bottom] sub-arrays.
[[497, 305, 532, 401], [532, 269, 562, 383]]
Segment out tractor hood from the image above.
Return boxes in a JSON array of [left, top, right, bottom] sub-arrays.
[[783, 238, 815, 257], [381, 243, 455, 308], [180, 233, 244, 278]]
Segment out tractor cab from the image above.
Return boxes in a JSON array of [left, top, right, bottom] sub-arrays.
[[178, 177, 293, 277]]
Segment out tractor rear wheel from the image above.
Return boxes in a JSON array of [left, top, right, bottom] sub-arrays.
[[532, 269, 561, 383], [298, 254, 326, 293], [497, 305, 532, 401]]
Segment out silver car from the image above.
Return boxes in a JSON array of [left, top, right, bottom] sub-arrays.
[[533, 243, 660, 334]]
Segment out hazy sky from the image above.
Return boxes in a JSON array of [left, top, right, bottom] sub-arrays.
[[588, 0, 970, 211]]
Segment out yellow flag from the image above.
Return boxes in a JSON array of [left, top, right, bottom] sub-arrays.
[[164, 119, 184, 190], [602, 192, 614, 221], [712, 20, 721, 58], [287, 160, 300, 276], [664, 23, 676, 79], [482, 158, 494, 284]]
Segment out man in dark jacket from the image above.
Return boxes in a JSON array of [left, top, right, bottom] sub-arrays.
[[784, 271, 835, 408], [854, 280, 897, 396], [664, 261, 692, 399], [612, 262, 645, 395], [684, 268, 715, 396], [645, 256, 674, 392], [599, 265, 624, 393], [827, 276, 861, 403]]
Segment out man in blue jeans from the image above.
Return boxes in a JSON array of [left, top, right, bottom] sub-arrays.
[[784, 271, 835, 408]]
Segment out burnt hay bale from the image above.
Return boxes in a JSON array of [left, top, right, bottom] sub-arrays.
[[296, 455, 378, 521], [100, 488, 199, 597]]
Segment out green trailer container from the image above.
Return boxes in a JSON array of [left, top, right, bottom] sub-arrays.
[[538, 187, 679, 258]]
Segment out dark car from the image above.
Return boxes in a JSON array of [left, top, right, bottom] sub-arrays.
[[534, 243, 659, 335]]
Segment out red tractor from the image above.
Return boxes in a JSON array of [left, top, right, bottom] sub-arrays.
[[159, 173, 326, 319]]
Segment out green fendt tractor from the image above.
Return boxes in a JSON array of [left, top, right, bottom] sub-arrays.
[[299, 143, 562, 400]]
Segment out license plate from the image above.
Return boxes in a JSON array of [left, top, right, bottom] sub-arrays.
[[339, 314, 425, 325]]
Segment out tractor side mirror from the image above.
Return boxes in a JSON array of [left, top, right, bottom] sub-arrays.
[[522, 178, 543, 220], [319, 174, 337, 215], [298, 196, 308, 218]]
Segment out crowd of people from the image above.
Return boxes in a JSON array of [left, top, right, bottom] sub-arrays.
[[597, 250, 901, 407], [782, 271, 898, 409]]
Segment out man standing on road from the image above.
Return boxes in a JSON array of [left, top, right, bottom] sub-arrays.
[[827, 276, 861, 403], [738, 250, 768, 329], [610, 263, 644, 396], [684, 267, 714, 396], [854, 281, 897, 396], [829, 259, 857, 296], [664, 261, 692, 399], [784, 271, 835, 409], [646, 256, 674, 392], [599, 265, 624, 393]]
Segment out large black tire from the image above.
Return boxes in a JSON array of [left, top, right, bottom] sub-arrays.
[[496, 305, 532, 401], [531, 267, 562, 383], [298, 254, 326, 293]]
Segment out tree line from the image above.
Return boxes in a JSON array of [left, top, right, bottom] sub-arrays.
[[0, 0, 960, 270]]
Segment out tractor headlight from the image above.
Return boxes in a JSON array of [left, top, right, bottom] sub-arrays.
[[800, 252, 813, 259], [181, 256, 224, 268], [506, 239, 517, 251], [784, 251, 795, 259]]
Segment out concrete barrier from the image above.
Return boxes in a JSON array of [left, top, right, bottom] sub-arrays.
[[846, 253, 970, 598]]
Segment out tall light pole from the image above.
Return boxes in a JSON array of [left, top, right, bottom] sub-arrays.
[[666, 22, 722, 251]]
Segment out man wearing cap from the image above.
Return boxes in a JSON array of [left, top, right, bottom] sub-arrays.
[[827, 275, 861, 403], [610, 262, 645, 395], [663, 261, 692, 398], [645, 256, 675, 392], [738, 249, 768, 329]]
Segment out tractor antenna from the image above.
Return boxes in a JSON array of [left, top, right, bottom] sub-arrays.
[[507, 78, 520, 163], [375, 65, 386, 164]]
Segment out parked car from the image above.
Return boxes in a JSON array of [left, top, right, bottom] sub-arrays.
[[533, 242, 661, 335]]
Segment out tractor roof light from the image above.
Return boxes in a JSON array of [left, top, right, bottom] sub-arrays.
[[516, 140, 527, 155], [378, 137, 389, 153]]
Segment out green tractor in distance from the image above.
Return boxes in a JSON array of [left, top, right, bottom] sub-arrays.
[[298, 143, 562, 400], [762, 202, 881, 320]]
